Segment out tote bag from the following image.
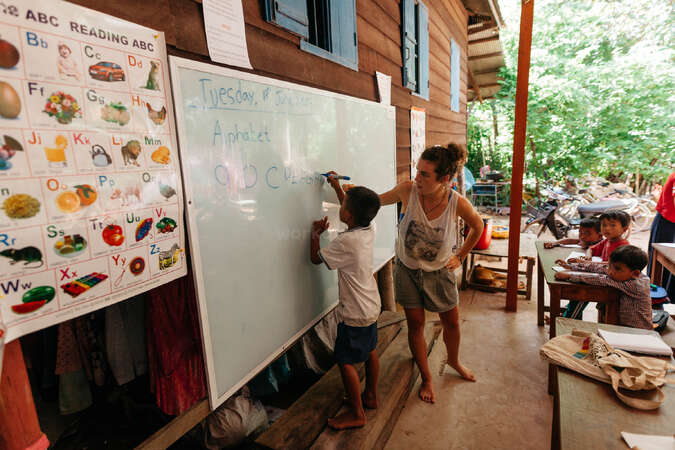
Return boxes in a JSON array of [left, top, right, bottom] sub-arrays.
[[540, 330, 675, 410]]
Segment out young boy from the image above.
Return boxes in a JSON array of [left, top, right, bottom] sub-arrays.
[[555, 245, 652, 330], [544, 217, 602, 249], [588, 210, 631, 261], [310, 173, 381, 430], [561, 210, 631, 319]]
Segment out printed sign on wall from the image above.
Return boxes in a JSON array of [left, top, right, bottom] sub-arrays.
[[410, 107, 425, 179], [0, 0, 186, 341]]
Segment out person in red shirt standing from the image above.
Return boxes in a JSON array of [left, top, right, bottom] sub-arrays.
[[648, 171, 675, 299]]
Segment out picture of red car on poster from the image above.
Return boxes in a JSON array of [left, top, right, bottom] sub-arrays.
[[88, 61, 125, 82]]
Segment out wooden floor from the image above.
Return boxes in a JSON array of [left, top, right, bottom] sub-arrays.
[[384, 278, 553, 450]]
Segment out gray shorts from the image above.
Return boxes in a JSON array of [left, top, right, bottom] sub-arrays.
[[394, 259, 459, 313]]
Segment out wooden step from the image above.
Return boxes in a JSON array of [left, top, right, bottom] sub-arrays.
[[310, 324, 441, 450], [255, 313, 405, 450]]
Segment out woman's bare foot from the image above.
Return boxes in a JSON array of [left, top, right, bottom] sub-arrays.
[[327, 410, 366, 430], [418, 380, 435, 403], [448, 361, 476, 382]]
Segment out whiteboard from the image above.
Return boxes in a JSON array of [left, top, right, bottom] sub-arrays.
[[169, 56, 396, 408]]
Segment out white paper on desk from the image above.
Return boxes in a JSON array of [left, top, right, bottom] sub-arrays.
[[591, 256, 603, 262], [566, 251, 587, 261], [559, 244, 582, 248], [663, 303, 675, 316], [658, 243, 675, 248], [599, 329, 673, 356], [552, 265, 566, 272], [376, 72, 391, 105], [621, 431, 674, 450], [203, 0, 253, 69]]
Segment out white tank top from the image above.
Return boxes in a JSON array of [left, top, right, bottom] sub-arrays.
[[396, 184, 458, 271]]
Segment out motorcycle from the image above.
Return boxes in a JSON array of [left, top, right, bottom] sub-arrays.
[[522, 198, 570, 239], [576, 195, 653, 231]]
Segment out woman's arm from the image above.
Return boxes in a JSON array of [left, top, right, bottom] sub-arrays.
[[447, 195, 484, 269], [379, 180, 412, 206]]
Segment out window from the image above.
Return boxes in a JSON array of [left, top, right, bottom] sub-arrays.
[[450, 38, 460, 112], [401, 0, 429, 99], [263, 0, 358, 70]]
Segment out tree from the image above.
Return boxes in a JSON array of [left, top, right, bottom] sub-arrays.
[[468, 0, 675, 192]]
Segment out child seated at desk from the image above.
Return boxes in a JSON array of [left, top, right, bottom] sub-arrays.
[[310, 173, 381, 430], [555, 245, 652, 330], [561, 210, 631, 319], [544, 217, 602, 249]]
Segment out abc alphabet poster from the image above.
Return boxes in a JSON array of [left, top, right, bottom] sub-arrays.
[[0, 1, 186, 341]]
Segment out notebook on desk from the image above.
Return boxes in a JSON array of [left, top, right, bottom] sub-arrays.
[[599, 329, 673, 356]]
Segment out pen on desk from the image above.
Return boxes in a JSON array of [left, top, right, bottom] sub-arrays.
[[321, 173, 351, 180]]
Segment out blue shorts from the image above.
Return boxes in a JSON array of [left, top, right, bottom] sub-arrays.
[[334, 322, 377, 365]]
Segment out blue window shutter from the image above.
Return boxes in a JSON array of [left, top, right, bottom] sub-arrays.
[[330, 0, 358, 66], [263, 0, 309, 39], [416, 1, 429, 99], [450, 38, 460, 112], [401, 0, 417, 91]]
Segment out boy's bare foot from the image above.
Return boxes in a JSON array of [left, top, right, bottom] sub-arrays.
[[448, 362, 476, 382], [362, 391, 377, 409], [327, 411, 366, 430], [341, 392, 377, 409], [418, 380, 435, 403]]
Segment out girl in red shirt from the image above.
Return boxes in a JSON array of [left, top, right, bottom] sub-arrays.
[[648, 171, 675, 299]]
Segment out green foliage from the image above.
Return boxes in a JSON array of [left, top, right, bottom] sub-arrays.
[[468, 0, 675, 189]]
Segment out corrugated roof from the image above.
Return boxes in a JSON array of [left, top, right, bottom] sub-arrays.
[[462, 0, 505, 101]]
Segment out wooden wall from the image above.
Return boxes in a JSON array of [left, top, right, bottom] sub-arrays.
[[68, 0, 468, 183]]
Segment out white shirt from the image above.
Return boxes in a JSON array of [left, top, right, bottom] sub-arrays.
[[396, 184, 458, 271], [319, 224, 381, 327]]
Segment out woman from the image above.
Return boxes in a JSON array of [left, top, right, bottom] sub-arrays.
[[379, 144, 484, 403], [648, 171, 675, 299]]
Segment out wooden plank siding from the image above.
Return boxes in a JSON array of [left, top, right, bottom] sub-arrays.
[[68, 0, 468, 183]]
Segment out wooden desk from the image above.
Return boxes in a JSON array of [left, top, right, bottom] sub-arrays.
[[536, 241, 620, 338], [461, 233, 537, 300], [650, 243, 675, 287], [552, 318, 675, 450]]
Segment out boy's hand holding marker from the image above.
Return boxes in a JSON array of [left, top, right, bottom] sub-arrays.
[[312, 216, 329, 237]]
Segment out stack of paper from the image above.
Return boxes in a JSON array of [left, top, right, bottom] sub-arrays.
[[621, 431, 674, 450], [599, 329, 673, 356], [566, 251, 587, 261], [663, 303, 675, 317]]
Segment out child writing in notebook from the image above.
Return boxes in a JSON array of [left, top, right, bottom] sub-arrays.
[[555, 245, 652, 330], [544, 217, 602, 249], [310, 172, 381, 430]]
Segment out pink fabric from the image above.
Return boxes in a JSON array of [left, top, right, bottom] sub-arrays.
[[590, 238, 629, 261], [656, 172, 675, 223], [146, 273, 207, 415]]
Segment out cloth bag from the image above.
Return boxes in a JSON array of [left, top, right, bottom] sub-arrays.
[[540, 329, 675, 410]]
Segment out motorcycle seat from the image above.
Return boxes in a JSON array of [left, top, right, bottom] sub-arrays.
[[577, 200, 626, 216]]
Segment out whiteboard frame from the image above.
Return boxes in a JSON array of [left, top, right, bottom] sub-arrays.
[[168, 55, 395, 409]]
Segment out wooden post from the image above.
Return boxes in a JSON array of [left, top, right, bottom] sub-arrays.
[[505, 0, 535, 312], [0, 340, 49, 450]]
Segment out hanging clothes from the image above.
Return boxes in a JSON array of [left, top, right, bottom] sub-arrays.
[[105, 295, 148, 385], [146, 273, 207, 415]]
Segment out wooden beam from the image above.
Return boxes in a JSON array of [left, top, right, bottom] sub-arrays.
[[0, 340, 48, 450], [136, 399, 210, 449], [468, 51, 502, 61], [467, 66, 483, 103], [506, 0, 535, 312], [255, 319, 403, 449], [468, 21, 497, 35], [469, 34, 500, 45], [468, 83, 501, 90], [309, 324, 441, 450]]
